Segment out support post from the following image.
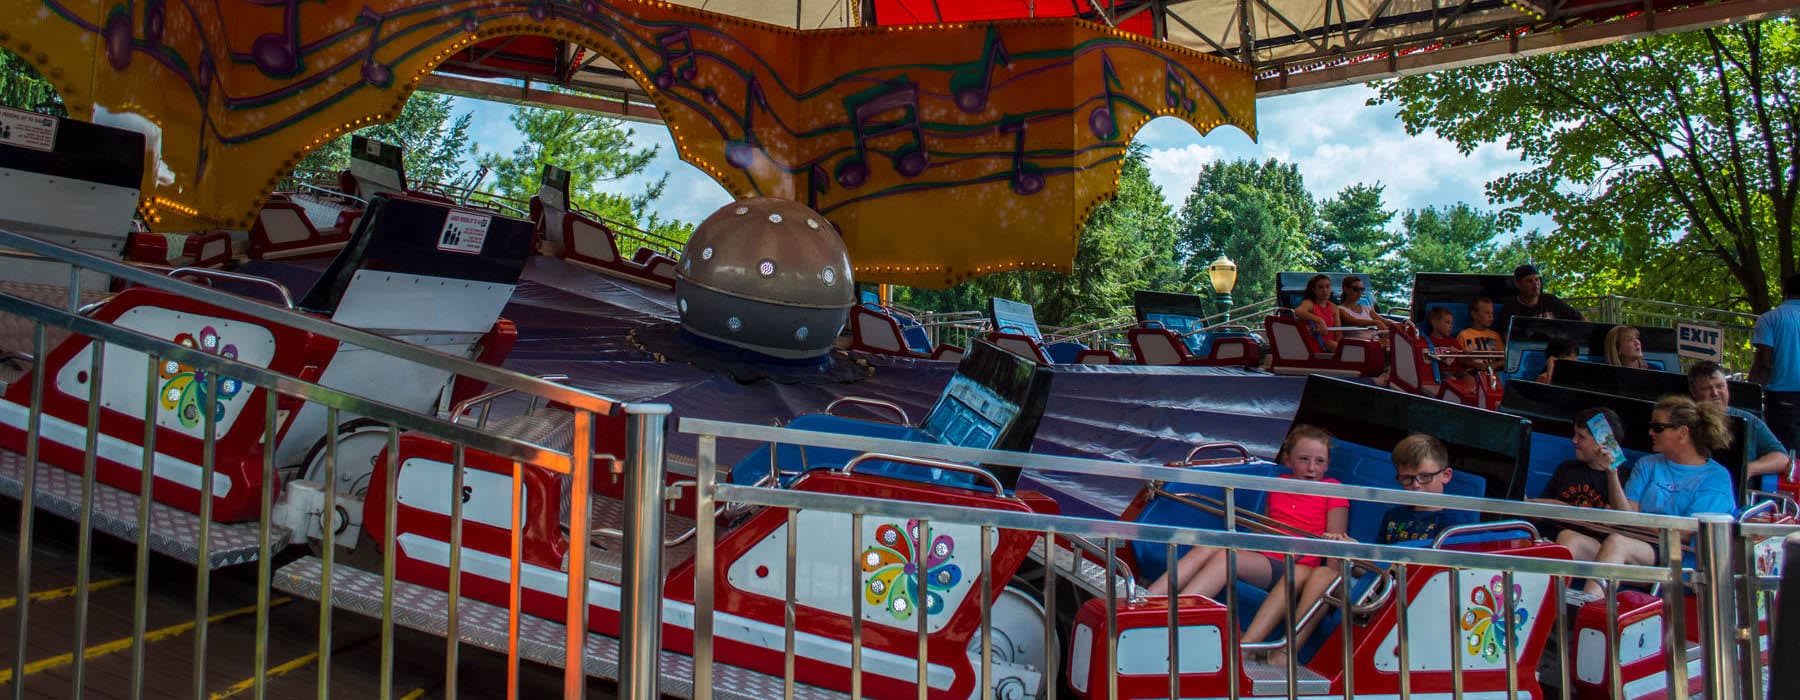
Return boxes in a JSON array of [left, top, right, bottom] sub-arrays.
[[619, 404, 672, 699], [1694, 513, 1740, 700], [1770, 531, 1800, 699]]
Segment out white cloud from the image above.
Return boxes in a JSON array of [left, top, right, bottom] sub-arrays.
[[1144, 143, 1223, 204]]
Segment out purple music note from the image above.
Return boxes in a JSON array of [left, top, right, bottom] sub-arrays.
[[651, 29, 699, 90], [999, 118, 1044, 196], [103, 6, 133, 70], [250, 0, 311, 78], [807, 162, 829, 210], [1164, 63, 1197, 113], [143, 0, 165, 46], [1089, 53, 1123, 141], [950, 28, 1009, 114], [835, 79, 929, 189], [356, 9, 391, 86], [724, 78, 768, 170]]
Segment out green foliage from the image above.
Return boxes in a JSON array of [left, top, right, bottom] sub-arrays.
[[0, 48, 65, 116], [1317, 184, 1404, 305], [296, 92, 475, 186], [895, 144, 1183, 326], [477, 105, 690, 243], [1174, 158, 1319, 303], [1397, 203, 1527, 278], [1373, 19, 1800, 313]]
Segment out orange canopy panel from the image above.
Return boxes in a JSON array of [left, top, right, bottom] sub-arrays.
[[0, 0, 1254, 287]]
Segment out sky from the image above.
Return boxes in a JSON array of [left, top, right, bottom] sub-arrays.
[[456, 83, 1552, 235]]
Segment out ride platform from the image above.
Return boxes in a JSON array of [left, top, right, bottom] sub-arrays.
[[272, 556, 846, 700], [0, 450, 287, 569]]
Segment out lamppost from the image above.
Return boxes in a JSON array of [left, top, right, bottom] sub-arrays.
[[1208, 255, 1238, 322]]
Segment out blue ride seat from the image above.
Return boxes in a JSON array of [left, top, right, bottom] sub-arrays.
[[1127, 461, 1282, 584], [1044, 341, 1087, 364]]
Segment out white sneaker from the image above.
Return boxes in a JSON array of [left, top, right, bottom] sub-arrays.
[[1563, 589, 1605, 607]]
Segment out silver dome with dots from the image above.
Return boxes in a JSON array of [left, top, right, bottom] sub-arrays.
[[675, 197, 855, 360]]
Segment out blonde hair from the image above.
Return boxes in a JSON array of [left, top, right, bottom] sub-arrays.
[[1604, 326, 1642, 367], [1392, 433, 1448, 471], [1654, 395, 1732, 456], [1277, 424, 1333, 464]]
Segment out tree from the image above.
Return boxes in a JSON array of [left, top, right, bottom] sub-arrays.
[[1395, 203, 1526, 277], [477, 105, 692, 242], [896, 143, 1183, 326], [0, 48, 64, 116], [1373, 19, 1800, 313], [1174, 158, 1318, 303], [296, 92, 475, 187], [1316, 183, 1404, 304]]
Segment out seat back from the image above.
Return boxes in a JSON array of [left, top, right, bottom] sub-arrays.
[[988, 332, 1051, 364], [1388, 326, 1434, 394], [848, 304, 913, 356], [0, 114, 144, 283], [1275, 271, 1370, 311], [1044, 341, 1087, 364], [1293, 376, 1533, 500], [1504, 317, 1680, 382], [1556, 359, 1763, 415], [1264, 313, 1320, 362], [1126, 461, 1282, 582], [1407, 273, 1515, 329], [1130, 327, 1193, 366], [344, 135, 407, 200], [1499, 381, 1658, 499], [987, 297, 1043, 340]]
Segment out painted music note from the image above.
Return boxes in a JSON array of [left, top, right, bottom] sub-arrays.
[[459, 9, 479, 34], [143, 0, 166, 46], [249, 0, 314, 78], [724, 78, 768, 170], [356, 9, 391, 86], [949, 27, 1010, 114], [651, 28, 699, 90], [834, 78, 929, 189], [1164, 63, 1197, 113], [807, 161, 830, 210], [1089, 53, 1124, 141], [999, 117, 1045, 196], [102, 2, 133, 70]]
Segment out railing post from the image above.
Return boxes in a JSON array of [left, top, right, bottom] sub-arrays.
[[1771, 531, 1800, 699], [1695, 513, 1741, 700], [619, 403, 672, 700]]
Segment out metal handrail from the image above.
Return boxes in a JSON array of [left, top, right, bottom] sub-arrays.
[[823, 397, 911, 426], [292, 182, 367, 206], [0, 291, 580, 470], [0, 227, 622, 416], [166, 267, 295, 309], [680, 417, 1706, 532], [1174, 441, 1253, 466], [1432, 520, 1542, 548], [839, 452, 1006, 497]]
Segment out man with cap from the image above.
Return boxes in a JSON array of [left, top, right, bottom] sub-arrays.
[[1498, 264, 1583, 335]]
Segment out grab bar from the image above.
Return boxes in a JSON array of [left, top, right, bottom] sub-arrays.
[[1432, 520, 1541, 548], [1172, 441, 1253, 467], [824, 396, 911, 426], [167, 267, 295, 309], [840, 452, 1005, 497]]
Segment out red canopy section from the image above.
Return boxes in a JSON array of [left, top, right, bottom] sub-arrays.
[[869, 0, 1154, 36]]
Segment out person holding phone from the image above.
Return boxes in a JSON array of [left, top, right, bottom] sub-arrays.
[[1527, 408, 1632, 561]]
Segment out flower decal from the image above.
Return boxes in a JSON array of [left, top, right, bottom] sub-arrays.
[[861, 520, 961, 621], [1461, 575, 1530, 662], [158, 326, 243, 428]]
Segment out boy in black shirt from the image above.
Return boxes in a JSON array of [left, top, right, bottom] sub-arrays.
[[1379, 434, 1480, 544], [1527, 407, 1632, 561]]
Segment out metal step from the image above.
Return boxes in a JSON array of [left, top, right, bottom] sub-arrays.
[[1243, 658, 1331, 696], [0, 449, 287, 569], [1026, 538, 1139, 601], [273, 556, 847, 700]]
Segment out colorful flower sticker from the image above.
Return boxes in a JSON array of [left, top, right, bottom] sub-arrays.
[[860, 520, 961, 621], [1460, 575, 1530, 662], [158, 326, 243, 428]]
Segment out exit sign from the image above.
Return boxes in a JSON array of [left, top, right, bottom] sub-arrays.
[[1677, 321, 1724, 362]]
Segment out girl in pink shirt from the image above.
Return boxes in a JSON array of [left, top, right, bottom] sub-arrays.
[[1146, 426, 1352, 665]]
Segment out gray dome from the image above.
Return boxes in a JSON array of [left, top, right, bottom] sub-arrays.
[[676, 198, 856, 360]]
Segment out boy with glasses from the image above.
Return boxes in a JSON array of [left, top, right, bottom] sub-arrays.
[[1378, 434, 1479, 544]]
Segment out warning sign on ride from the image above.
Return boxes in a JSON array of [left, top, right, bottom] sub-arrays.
[[0, 106, 58, 152], [437, 210, 491, 254]]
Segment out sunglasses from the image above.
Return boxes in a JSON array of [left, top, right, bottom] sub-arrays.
[[1648, 421, 1686, 433], [1397, 467, 1446, 486]]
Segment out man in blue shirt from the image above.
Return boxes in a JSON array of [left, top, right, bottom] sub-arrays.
[[1689, 361, 1791, 486], [1752, 273, 1800, 456]]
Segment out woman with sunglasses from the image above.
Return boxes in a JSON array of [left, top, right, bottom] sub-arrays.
[[1580, 395, 1736, 597], [1335, 275, 1393, 345]]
